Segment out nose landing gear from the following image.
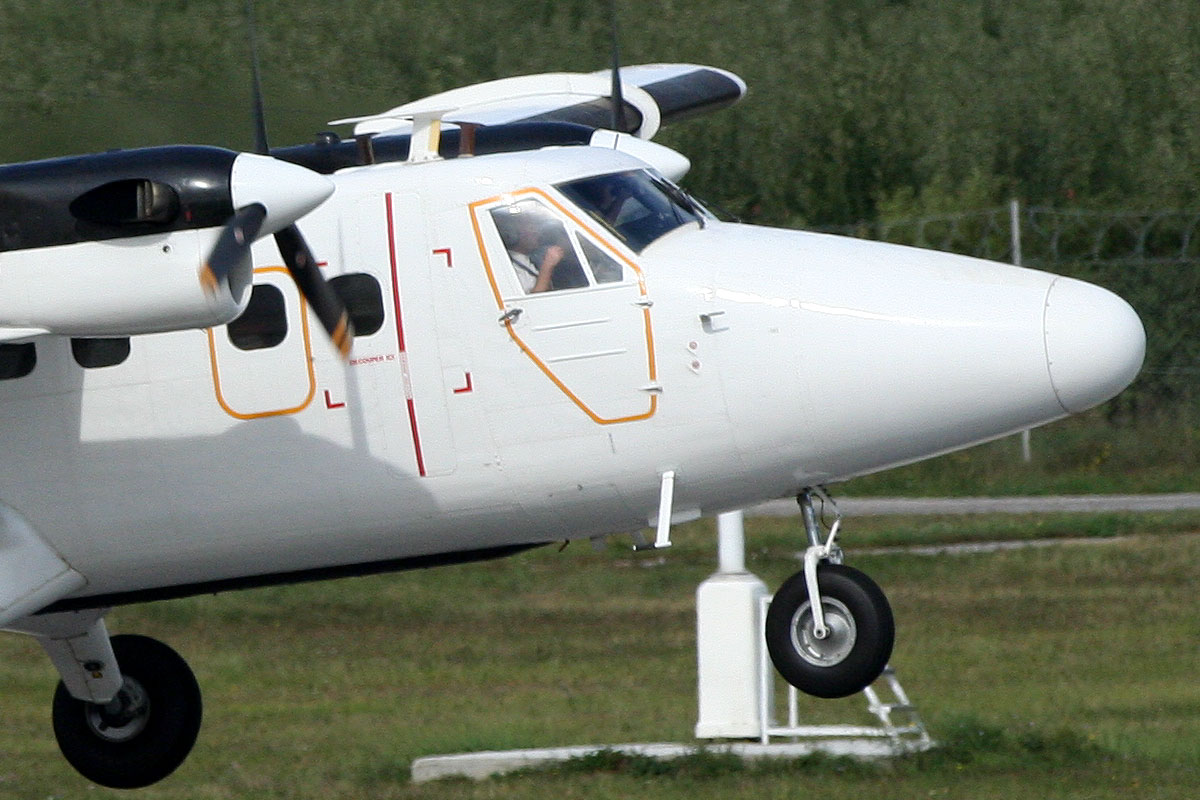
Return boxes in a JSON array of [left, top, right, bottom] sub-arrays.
[[764, 488, 894, 699]]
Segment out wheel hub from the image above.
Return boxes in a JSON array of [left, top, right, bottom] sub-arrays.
[[86, 678, 150, 743], [789, 597, 857, 666]]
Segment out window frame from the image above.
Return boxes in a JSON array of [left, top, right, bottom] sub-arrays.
[[489, 196, 631, 296]]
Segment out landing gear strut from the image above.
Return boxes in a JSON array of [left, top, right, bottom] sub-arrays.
[[764, 488, 894, 699]]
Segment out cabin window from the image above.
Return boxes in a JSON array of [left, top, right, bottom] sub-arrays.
[[0, 343, 35, 379], [228, 284, 287, 350], [330, 273, 385, 337], [71, 337, 130, 369], [556, 169, 708, 253], [489, 198, 627, 293]]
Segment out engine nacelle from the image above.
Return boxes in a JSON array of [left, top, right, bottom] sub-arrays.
[[0, 228, 250, 336], [0, 144, 332, 338]]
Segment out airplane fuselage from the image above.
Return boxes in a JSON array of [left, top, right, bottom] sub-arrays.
[[0, 55, 1149, 790], [0, 145, 1144, 608]]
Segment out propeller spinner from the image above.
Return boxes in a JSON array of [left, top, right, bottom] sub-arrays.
[[198, 154, 342, 355]]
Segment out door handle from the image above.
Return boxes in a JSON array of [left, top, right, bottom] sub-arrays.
[[499, 307, 523, 325], [700, 310, 728, 333]]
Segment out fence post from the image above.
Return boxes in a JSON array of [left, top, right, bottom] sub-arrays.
[[1011, 199, 1033, 463]]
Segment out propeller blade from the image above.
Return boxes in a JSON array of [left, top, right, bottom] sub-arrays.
[[241, 3, 348, 359], [245, 0, 270, 155], [609, 0, 627, 132], [199, 203, 266, 296], [274, 223, 354, 359]]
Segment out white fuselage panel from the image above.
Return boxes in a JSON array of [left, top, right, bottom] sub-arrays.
[[0, 147, 1144, 604]]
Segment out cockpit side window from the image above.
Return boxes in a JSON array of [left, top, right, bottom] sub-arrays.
[[579, 237, 624, 284], [490, 198, 626, 294], [491, 200, 582, 293], [556, 169, 707, 253]]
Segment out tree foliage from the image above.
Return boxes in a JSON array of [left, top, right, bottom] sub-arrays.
[[0, 0, 1195, 407], [2, 0, 1199, 219]]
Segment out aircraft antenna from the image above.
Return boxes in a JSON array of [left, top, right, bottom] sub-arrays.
[[609, 0, 627, 132]]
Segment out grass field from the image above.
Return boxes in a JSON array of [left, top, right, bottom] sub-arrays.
[[1, 512, 1197, 799], [845, 406, 1200, 496]]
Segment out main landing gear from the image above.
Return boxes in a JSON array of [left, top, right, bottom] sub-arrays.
[[764, 488, 894, 699], [16, 611, 202, 788]]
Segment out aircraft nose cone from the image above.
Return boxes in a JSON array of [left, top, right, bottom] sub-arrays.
[[1043, 277, 1145, 414]]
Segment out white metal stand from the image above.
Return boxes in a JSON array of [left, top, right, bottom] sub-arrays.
[[412, 508, 935, 783], [695, 511, 769, 737]]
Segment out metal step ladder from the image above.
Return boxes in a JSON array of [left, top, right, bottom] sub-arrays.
[[860, 666, 931, 748]]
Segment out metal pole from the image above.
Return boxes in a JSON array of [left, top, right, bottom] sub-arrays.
[[716, 510, 746, 573], [1009, 198, 1023, 268], [1011, 199, 1033, 464]]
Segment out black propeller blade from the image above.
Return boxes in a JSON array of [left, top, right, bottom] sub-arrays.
[[199, 203, 266, 296], [609, 0, 627, 132], [246, 0, 270, 158], [238, 0, 354, 359], [274, 225, 354, 358]]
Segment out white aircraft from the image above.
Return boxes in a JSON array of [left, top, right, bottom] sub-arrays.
[[0, 60, 1144, 788]]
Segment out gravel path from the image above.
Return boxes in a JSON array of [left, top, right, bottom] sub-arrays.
[[749, 493, 1200, 517]]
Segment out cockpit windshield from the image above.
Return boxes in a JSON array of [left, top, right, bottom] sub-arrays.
[[556, 169, 709, 253]]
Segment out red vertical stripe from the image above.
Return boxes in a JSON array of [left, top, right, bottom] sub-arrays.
[[386, 192, 427, 477]]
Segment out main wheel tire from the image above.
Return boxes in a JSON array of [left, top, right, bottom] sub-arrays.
[[764, 563, 894, 699], [52, 634, 202, 789]]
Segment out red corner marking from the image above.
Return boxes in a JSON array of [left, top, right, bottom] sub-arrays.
[[452, 372, 473, 394], [324, 390, 346, 410], [433, 247, 453, 267]]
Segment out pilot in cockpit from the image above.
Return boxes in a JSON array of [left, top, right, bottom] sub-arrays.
[[591, 176, 633, 225], [495, 203, 566, 293]]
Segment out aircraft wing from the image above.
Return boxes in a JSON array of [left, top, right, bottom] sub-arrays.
[[0, 505, 86, 629], [332, 63, 747, 141], [0, 328, 48, 343]]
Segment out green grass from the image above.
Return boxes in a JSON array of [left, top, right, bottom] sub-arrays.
[[1, 514, 1198, 799], [844, 406, 1200, 496]]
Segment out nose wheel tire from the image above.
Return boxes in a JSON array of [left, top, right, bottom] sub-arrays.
[[52, 634, 202, 789], [765, 563, 894, 699]]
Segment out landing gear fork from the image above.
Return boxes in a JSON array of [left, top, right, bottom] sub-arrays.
[[798, 487, 844, 640]]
